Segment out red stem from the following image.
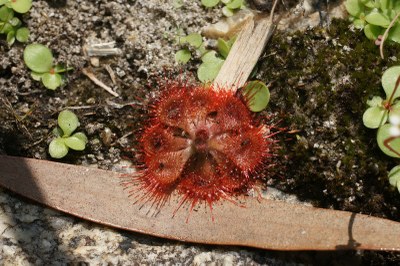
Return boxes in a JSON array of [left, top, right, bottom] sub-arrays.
[[387, 74, 400, 106], [384, 136, 400, 158]]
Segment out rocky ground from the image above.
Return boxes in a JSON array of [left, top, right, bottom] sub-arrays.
[[1, 0, 400, 264]]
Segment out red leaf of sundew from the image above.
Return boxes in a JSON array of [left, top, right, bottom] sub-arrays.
[[126, 82, 276, 216], [1, 155, 400, 251]]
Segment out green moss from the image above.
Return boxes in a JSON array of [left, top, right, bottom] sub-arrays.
[[260, 18, 400, 220]]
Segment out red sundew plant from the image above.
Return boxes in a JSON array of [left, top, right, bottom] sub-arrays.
[[124, 81, 279, 219]]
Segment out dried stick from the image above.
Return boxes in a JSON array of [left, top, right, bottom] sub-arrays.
[[82, 68, 120, 97], [213, 0, 279, 91], [105, 64, 117, 85]]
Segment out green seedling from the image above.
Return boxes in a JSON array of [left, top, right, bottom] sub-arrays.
[[49, 110, 88, 159], [201, 0, 246, 17], [175, 33, 203, 63], [201, 0, 220, 7], [197, 50, 224, 82], [23, 44, 73, 90], [376, 72, 400, 158], [345, 0, 400, 43], [178, 32, 203, 48], [175, 49, 192, 64], [388, 165, 400, 193], [363, 65, 400, 193], [196, 37, 235, 82], [0, 0, 32, 13], [175, 31, 235, 83], [0, 4, 30, 45], [363, 66, 400, 130]]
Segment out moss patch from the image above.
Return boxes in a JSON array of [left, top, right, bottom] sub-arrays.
[[260, 19, 400, 220]]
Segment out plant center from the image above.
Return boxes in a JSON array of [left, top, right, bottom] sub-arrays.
[[193, 129, 209, 153]]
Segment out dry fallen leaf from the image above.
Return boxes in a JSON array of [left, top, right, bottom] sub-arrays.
[[0, 155, 399, 251]]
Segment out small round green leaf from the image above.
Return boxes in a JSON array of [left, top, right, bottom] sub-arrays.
[[363, 0, 375, 8], [380, 0, 390, 10], [201, 0, 219, 7], [58, 110, 80, 137], [72, 132, 88, 144], [345, 0, 363, 17], [394, 1, 400, 11], [226, 0, 243, 9], [64, 136, 86, 151], [49, 138, 69, 159], [184, 33, 203, 48], [23, 44, 53, 73], [196, 43, 208, 56], [366, 96, 383, 107], [197, 59, 224, 83], [242, 81, 270, 112], [388, 22, 400, 43], [52, 126, 63, 137], [365, 11, 390, 27], [392, 100, 400, 109], [389, 108, 400, 125], [382, 66, 400, 100], [0, 22, 13, 34], [10, 0, 32, 13], [201, 50, 220, 63], [377, 124, 400, 158], [41, 72, 62, 90], [16, 27, 29, 42], [0, 0, 10, 6], [177, 35, 186, 45], [364, 23, 383, 40], [6, 30, 14, 45], [8, 16, 20, 26], [175, 49, 191, 64], [0, 6, 14, 22], [388, 165, 400, 192], [222, 6, 234, 17], [362, 106, 388, 128], [30, 71, 43, 81], [352, 18, 365, 29]]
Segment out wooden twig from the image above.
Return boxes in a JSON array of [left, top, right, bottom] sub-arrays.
[[65, 100, 143, 110], [213, 0, 279, 91], [105, 64, 117, 85], [82, 68, 120, 97], [83, 41, 122, 57]]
